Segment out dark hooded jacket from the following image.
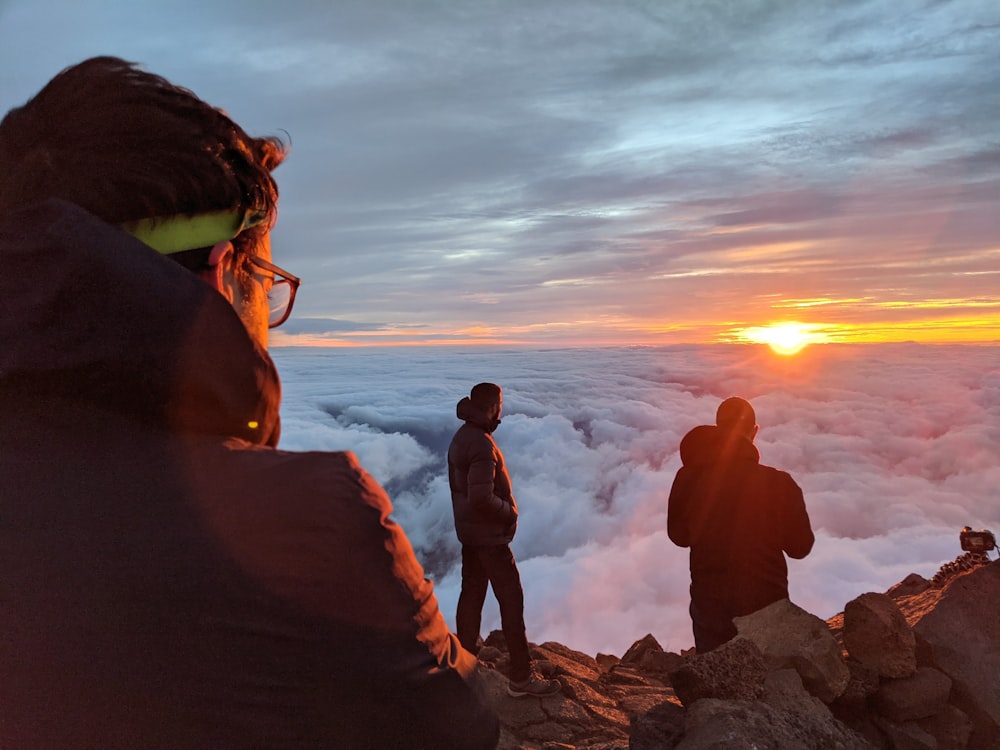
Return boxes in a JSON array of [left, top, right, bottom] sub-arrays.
[[0, 200, 499, 750], [447, 397, 518, 546], [667, 424, 814, 624]]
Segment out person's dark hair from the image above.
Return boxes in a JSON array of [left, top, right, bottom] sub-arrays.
[[470, 382, 502, 409], [716, 396, 755, 431], [0, 56, 288, 284]]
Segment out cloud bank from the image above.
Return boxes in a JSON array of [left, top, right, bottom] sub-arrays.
[[273, 343, 999, 655]]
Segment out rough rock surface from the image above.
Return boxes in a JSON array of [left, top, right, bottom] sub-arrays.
[[843, 592, 917, 678], [479, 637, 675, 749], [734, 598, 850, 703], [836, 658, 882, 707], [763, 668, 831, 716], [887, 573, 931, 600], [915, 703, 973, 750], [676, 698, 871, 749], [896, 561, 1000, 748], [477, 560, 997, 748], [666, 636, 766, 706], [872, 715, 938, 750], [873, 667, 953, 723], [620, 634, 662, 667], [628, 701, 685, 750]]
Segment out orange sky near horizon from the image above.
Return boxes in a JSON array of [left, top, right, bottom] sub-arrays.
[[271, 312, 1000, 349]]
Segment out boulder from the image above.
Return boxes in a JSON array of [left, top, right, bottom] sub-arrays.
[[829, 658, 884, 745], [536, 641, 602, 683], [734, 598, 850, 703], [763, 668, 832, 719], [628, 700, 685, 750], [906, 561, 1000, 747], [605, 665, 658, 687], [477, 645, 504, 662], [621, 634, 663, 666], [675, 698, 873, 749], [915, 703, 973, 750], [596, 653, 621, 673], [667, 636, 766, 706], [843, 592, 917, 678], [640, 650, 685, 676], [887, 573, 931, 600], [872, 666, 952, 722], [606, 685, 682, 716], [836, 658, 882, 707], [616, 634, 683, 676], [872, 716, 937, 750], [484, 628, 509, 649]]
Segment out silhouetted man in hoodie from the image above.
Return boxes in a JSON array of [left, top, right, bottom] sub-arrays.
[[668, 397, 815, 652], [448, 383, 561, 698]]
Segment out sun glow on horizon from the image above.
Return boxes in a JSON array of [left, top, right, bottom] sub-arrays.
[[737, 322, 830, 355]]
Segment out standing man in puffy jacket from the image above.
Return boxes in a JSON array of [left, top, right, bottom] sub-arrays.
[[0, 57, 498, 749], [667, 397, 815, 652], [448, 383, 561, 698]]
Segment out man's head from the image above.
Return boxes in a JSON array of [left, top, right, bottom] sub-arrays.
[[471, 382, 503, 422], [0, 56, 289, 346], [716, 396, 758, 442]]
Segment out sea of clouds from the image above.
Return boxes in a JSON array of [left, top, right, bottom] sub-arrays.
[[271, 344, 999, 656]]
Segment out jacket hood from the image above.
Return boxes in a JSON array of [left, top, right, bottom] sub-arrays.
[[0, 199, 281, 446], [679, 424, 759, 468], [456, 396, 501, 433]]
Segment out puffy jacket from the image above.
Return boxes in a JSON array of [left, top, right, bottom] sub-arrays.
[[447, 397, 518, 546], [0, 200, 499, 750], [667, 424, 814, 620]]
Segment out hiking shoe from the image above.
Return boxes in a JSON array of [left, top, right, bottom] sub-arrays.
[[506, 673, 561, 698]]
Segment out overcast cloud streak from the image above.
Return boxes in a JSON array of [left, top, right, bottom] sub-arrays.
[[273, 344, 999, 656], [2, 0, 998, 344]]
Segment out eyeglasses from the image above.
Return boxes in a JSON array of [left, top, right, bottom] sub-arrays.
[[245, 254, 301, 329], [122, 208, 301, 328]]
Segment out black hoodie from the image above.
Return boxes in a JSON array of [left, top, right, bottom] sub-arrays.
[[0, 200, 498, 749], [668, 424, 814, 623]]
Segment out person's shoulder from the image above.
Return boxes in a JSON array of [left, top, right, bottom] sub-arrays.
[[219, 441, 393, 513], [454, 421, 492, 446], [452, 421, 479, 437], [755, 462, 800, 487], [226, 439, 366, 473]]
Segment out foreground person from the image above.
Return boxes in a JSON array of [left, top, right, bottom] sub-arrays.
[[0, 57, 498, 749]]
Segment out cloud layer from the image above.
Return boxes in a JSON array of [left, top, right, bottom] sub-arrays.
[[273, 343, 1000, 655]]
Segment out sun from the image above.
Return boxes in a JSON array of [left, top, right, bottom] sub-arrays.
[[738, 322, 825, 355]]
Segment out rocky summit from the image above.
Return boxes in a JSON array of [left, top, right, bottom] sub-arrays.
[[475, 560, 999, 749]]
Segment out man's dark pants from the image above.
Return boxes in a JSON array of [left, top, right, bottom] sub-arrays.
[[456, 544, 531, 682], [690, 598, 738, 653]]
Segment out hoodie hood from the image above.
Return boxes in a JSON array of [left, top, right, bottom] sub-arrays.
[[456, 396, 501, 434], [0, 199, 281, 446], [678, 424, 759, 468]]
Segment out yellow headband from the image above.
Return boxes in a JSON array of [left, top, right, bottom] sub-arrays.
[[123, 209, 268, 255]]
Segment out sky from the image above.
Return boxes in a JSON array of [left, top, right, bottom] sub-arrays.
[[273, 344, 999, 656], [1, 0, 998, 347]]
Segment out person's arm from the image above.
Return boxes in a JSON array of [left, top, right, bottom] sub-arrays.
[[227, 450, 501, 749], [777, 472, 814, 559], [466, 436, 516, 523], [667, 469, 692, 548], [371, 485, 501, 748]]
